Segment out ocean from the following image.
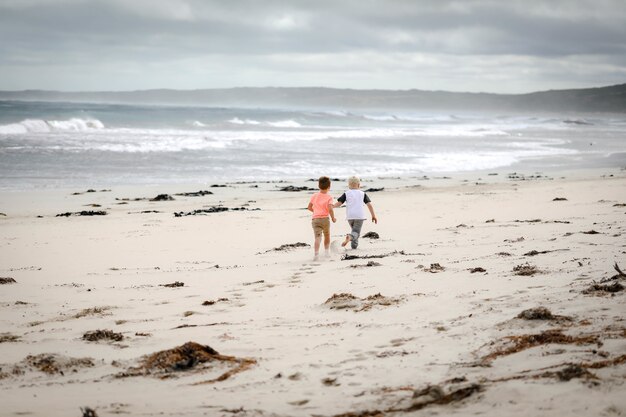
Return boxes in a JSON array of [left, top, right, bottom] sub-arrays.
[[0, 100, 625, 189]]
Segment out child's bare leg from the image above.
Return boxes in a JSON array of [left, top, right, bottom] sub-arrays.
[[324, 232, 331, 252], [314, 235, 322, 257], [341, 234, 351, 247]]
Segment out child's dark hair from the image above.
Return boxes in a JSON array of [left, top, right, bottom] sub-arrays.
[[318, 176, 331, 190]]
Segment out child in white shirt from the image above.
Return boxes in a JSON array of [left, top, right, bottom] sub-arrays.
[[332, 176, 378, 249]]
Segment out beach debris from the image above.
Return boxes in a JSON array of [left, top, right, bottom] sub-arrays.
[[496, 252, 512, 256], [264, 242, 310, 253], [504, 237, 525, 243], [513, 263, 540, 276], [350, 261, 382, 268], [341, 250, 413, 261], [612, 262, 626, 279], [333, 382, 482, 416], [0, 333, 20, 343], [523, 249, 569, 256], [56, 210, 107, 217], [73, 307, 110, 319], [362, 231, 379, 239], [71, 189, 110, 195], [516, 307, 572, 322], [517, 307, 554, 320], [174, 190, 213, 197], [83, 329, 124, 342], [524, 250, 546, 256], [80, 407, 98, 417], [118, 341, 256, 383], [0, 212, 6, 216], [553, 197, 568, 201], [582, 230, 600, 234], [485, 219, 495, 223], [482, 329, 600, 361], [324, 292, 402, 312], [24, 353, 94, 375], [555, 365, 595, 381], [425, 263, 445, 273], [242, 280, 265, 286], [84, 203, 102, 207], [582, 282, 624, 295], [469, 267, 486, 273], [403, 383, 483, 412], [174, 206, 255, 217], [150, 194, 175, 201], [202, 298, 229, 306], [160, 281, 184, 288], [515, 219, 542, 223], [613, 203, 626, 207], [277, 185, 315, 192], [210, 184, 227, 188], [0, 277, 17, 284], [289, 400, 310, 406], [322, 377, 340, 386], [364, 187, 384, 192]]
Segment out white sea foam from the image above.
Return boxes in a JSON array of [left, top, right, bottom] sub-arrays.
[[228, 117, 261, 125], [0, 118, 104, 134], [267, 120, 301, 128]]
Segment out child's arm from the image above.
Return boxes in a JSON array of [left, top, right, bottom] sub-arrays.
[[332, 193, 346, 208], [307, 202, 314, 212], [366, 202, 377, 224], [329, 203, 336, 223]]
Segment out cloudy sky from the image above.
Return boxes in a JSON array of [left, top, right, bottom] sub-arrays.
[[1, 0, 625, 93]]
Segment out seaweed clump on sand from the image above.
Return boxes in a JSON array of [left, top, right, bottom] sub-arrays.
[[269, 242, 310, 252], [332, 383, 482, 417], [0, 333, 20, 343], [56, 211, 107, 217], [362, 231, 379, 239], [160, 281, 184, 288], [277, 185, 315, 192], [118, 341, 256, 384], [150, 194, 175, 201], [425, 263, 445, 273], [555, 364, 596, 381], [483, 329, 600, 362], [0, 277, 17, 284], [324, 293, 402, 312], [350, 261, 381, 268], [582, 282, 624, 295], [516, 307, 572, 323], [24, 353, 94, 375], [513, 263, 540, 276], [83, 329, 124, 342]]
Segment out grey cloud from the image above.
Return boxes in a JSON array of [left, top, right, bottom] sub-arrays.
[[0, 0, 624, 92]]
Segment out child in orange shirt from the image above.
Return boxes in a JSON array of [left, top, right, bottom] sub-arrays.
[[307, 176, 336, 260]]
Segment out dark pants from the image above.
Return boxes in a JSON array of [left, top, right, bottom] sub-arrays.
[[348, 219, 364, 249]]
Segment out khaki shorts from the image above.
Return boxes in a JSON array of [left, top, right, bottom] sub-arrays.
[[312, 217, 330, 237]]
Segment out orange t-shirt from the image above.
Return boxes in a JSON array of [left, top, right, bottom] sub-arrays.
[[310, 192, 333, 219]]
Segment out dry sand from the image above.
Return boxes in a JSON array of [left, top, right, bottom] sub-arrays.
[[1, 170, 625, 416]]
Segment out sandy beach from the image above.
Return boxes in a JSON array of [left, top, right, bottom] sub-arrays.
[[1, 169, 625, 416]]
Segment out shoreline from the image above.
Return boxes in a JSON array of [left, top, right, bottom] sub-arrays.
[[1, 169, 625, 416]]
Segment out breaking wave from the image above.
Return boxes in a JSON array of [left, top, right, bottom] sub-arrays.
[[0, 118, 104, 134]]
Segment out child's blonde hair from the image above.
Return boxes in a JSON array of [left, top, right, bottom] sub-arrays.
[[348, 176, 360, 189]]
